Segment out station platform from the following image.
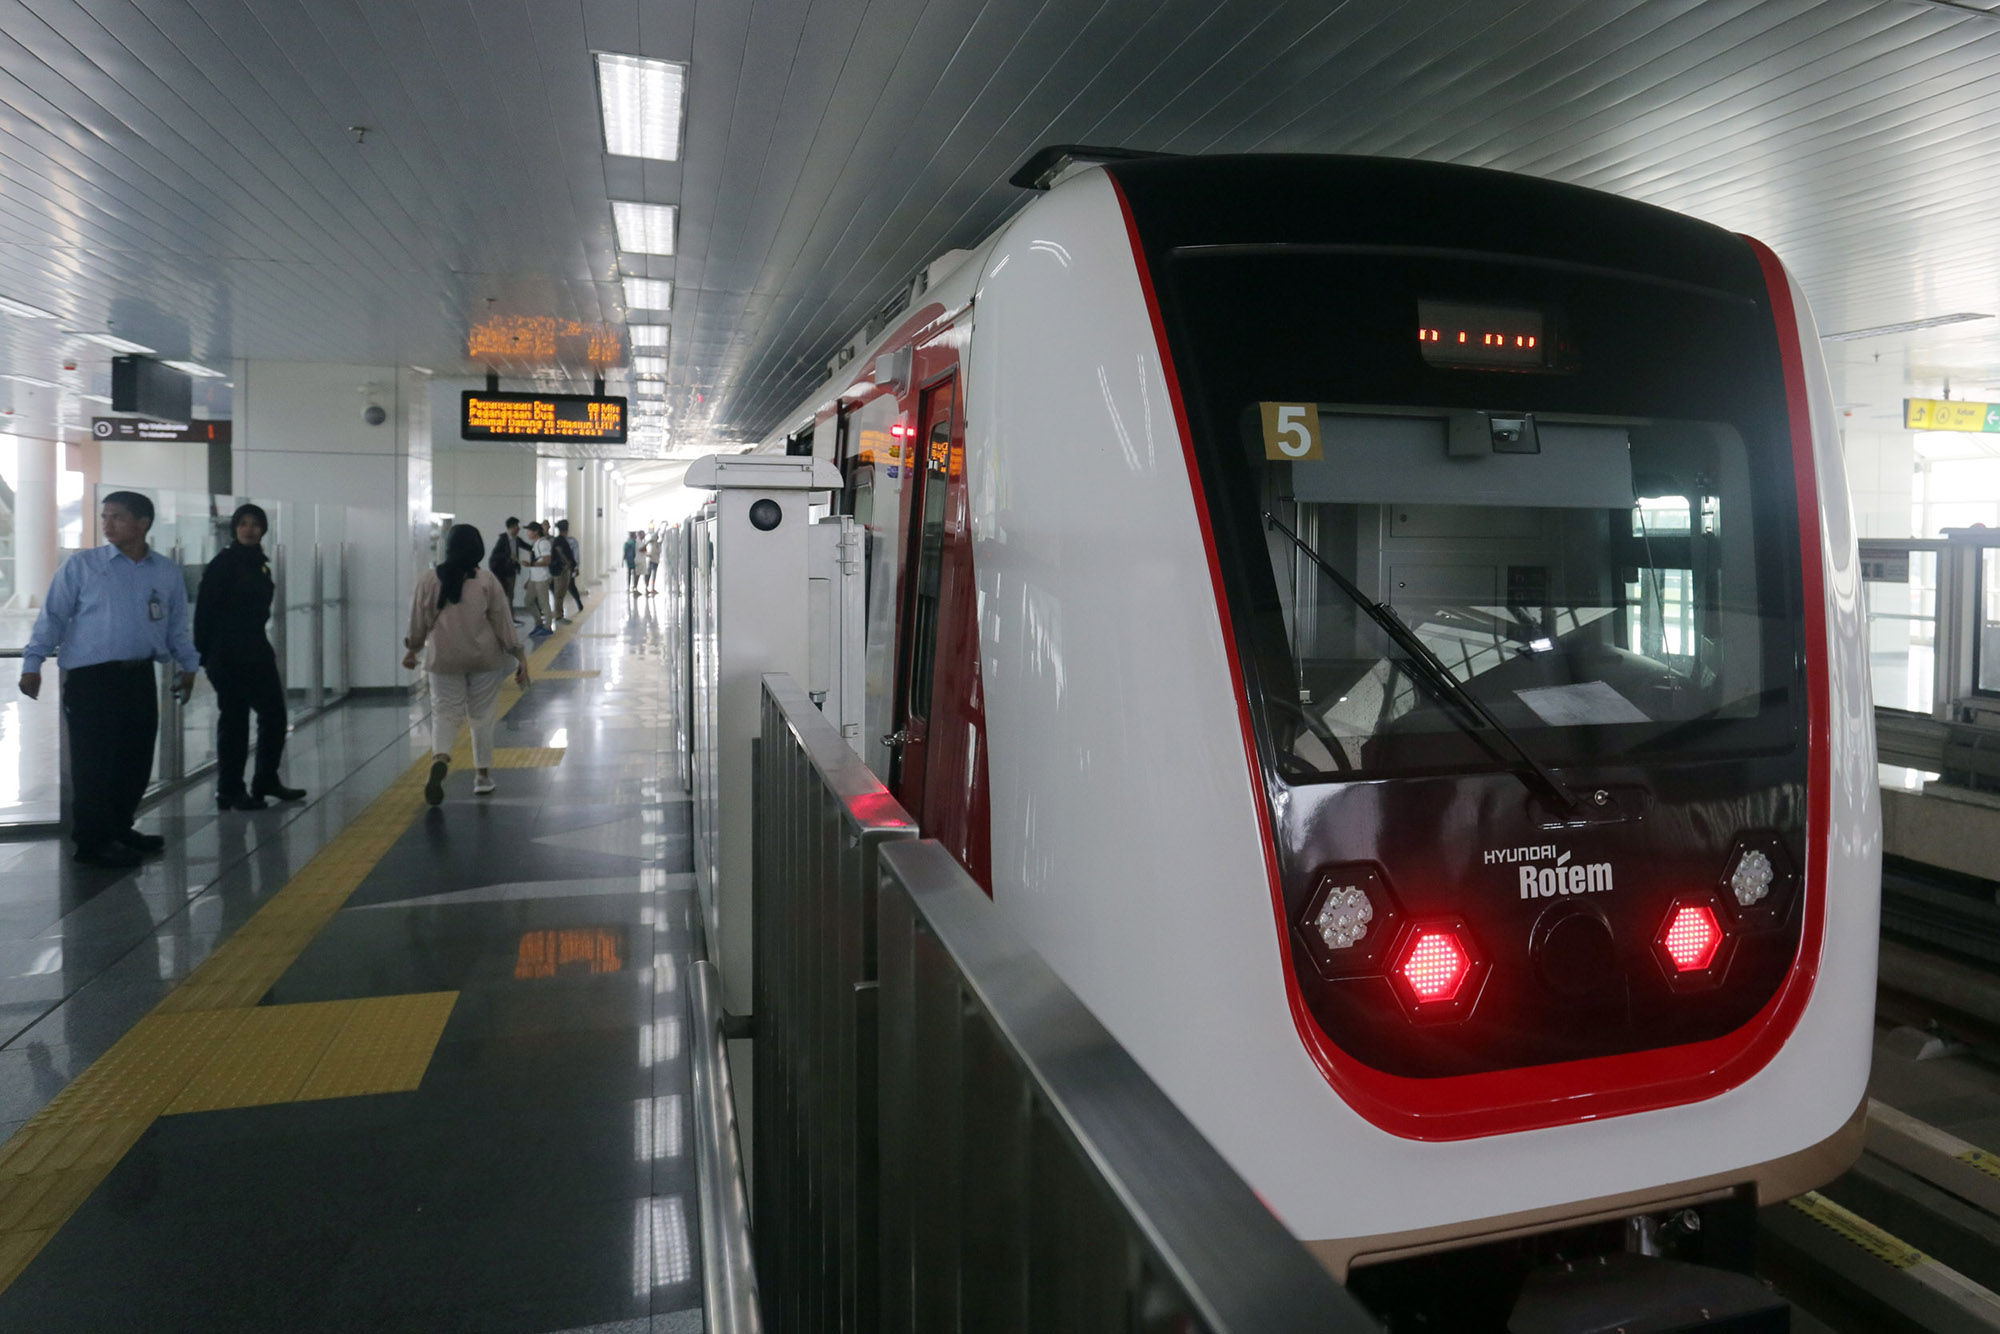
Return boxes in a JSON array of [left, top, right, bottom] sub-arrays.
[[0, 591, 705, 1332]]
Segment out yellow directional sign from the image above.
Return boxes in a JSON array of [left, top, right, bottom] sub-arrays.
[[1906, 398, 2000, 432]]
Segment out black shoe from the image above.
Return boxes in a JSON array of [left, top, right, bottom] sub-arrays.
[[114, 829, 166, 853], [74, 843, 143, 868], [219, 792, 269, 811], [424, 758, 449, 807], [253, 781, 306, 802]]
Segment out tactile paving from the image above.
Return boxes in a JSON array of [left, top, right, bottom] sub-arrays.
[[0, 598, 604, 1295], [535, 669, 602, 678]]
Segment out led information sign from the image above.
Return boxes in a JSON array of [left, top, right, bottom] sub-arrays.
[[1905, 398, 2000, 433], [461, 391, 627, 444], [1417, 299, 1547, 369], [91, 417, 232, 443]]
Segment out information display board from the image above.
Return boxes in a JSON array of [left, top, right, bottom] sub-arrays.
[[91, 417, 232, 443], [461, 391, 627, 444]]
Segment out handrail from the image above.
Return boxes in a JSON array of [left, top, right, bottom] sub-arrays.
[[691, 960, 762, 1334], [754, 673, 1378, 1332]]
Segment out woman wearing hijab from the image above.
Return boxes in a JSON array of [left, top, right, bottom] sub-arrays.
[[195, 502, 306, 810], [403, 523, 531, 805]]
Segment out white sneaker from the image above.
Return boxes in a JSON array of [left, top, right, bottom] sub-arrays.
[[473, 774, 496, 795]]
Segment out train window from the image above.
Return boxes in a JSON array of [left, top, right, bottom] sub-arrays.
[[1162, 246, 1803, 784]]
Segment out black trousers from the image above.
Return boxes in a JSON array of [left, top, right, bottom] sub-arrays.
[[62, 660, 157, 850], [209, 642, 287, 797]]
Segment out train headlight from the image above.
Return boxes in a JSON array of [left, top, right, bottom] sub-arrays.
[[1315, 886, 1374, 951], [1296, 865, 1402, 980], [1718, 834, 1794, 925], [1730, 850, 1774, 908]]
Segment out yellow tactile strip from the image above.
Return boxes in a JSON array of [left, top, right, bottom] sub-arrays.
[[535, 669, 601, 679], [0, 595, 607, 1291], [445, 746, 568, 769]]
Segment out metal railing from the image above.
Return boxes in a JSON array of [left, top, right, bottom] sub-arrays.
[[753, 674, 1378, 1333]]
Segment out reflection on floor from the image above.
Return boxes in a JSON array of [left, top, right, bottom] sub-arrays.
[[0, 590, 702, 1332]]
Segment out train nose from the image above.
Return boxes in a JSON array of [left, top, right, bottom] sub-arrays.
[[1532, 907, 1620, 1000]]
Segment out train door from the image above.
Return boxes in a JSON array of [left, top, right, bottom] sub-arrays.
[[886, 376, 955, 821]]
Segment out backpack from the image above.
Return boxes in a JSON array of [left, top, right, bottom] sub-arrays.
[[548, 537, 571, 577]]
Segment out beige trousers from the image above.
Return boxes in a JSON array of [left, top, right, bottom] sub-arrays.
[[429, 667, 511, 769]]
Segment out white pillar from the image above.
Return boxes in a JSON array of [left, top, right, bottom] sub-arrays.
[[8, 433, 59, 607]]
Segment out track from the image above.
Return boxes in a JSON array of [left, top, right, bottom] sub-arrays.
[[1761, 863, 2000, 1333]]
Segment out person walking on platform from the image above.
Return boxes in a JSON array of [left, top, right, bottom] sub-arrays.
[[489, 516, 522, 617], [547, 521, 574, 625], [643, 529, 662, 595], [556, 518, 587, 614], [195, 502, 306, 811], [404, 524, 530, 805], [522, 521, 554, 635], [623, 531, 639, 592], [18, 491, 200, 867]]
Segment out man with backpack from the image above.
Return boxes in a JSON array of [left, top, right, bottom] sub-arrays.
[[488, 517, 523, 618], [546, 520, 573, 625]]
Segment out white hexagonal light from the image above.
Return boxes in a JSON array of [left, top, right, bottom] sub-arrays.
[[1315, 885, 1374, 951], [1730, 849, 1774, 907]]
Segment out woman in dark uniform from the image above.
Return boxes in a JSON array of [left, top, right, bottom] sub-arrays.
[[195, 503, 306, 810]]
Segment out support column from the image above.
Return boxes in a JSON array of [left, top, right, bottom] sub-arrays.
[[8, 434, 59, 608]]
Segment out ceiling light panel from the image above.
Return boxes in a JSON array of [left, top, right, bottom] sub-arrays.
[[0, 296, 56, 320], [623, 278, 673, 312], [1821, 313, 1993, 342], [163, 360, 227, 378], [631, 325, 670, 350], [70, 332, 156, 354], [2, 373, 62, 389], [596, 54, 686, 162], [613, 202, 677, 256]]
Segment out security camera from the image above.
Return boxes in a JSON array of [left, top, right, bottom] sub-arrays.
[[363, 404, 387, 426]]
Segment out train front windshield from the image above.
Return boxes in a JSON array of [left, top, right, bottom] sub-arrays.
[[1168, 249, 1805, 784]]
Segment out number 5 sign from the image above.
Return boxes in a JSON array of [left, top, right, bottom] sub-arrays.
[[1260, 403, 1322, 461]]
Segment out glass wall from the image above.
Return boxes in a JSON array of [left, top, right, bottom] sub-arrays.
[[0, 488, 354, 828], [1863, 547, 1940, 715]]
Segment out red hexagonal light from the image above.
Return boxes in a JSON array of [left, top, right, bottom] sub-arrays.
[[1660, 903, 1722, 973], [1398, 928, 1472, 1003]]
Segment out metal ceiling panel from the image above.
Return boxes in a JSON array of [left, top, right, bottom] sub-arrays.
[[1, 0, 1998, 444]]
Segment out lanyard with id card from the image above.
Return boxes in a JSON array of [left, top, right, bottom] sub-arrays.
[[148, 591, 164, 622]]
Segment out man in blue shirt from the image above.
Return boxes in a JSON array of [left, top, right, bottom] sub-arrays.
[[19, 491, 200, 867]]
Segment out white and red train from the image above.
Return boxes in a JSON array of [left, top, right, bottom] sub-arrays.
[[748, 149, 1879, 1315]]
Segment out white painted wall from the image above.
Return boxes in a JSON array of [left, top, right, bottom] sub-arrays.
[[432, 443, 538, 538], [232, 360, 430, 689]]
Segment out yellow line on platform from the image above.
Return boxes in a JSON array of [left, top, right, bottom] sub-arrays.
[[0, 593, 610, 1290]]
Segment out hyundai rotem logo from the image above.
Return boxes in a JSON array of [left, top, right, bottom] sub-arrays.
[[1511, 849, 1615, 899]]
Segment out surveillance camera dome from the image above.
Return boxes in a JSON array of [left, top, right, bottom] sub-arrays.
[[363, 404, 387, 426]]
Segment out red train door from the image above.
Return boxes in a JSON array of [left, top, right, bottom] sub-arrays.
[[886, 376, 955, 822]]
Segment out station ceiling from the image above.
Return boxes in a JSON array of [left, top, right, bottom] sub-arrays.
[[1, 0, 1999, 451]]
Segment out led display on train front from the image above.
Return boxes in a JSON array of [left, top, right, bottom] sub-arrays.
[[461, 390, 628, 443]]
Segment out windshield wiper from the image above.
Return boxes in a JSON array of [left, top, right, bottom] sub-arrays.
[[1262, 511, 1585, 816]]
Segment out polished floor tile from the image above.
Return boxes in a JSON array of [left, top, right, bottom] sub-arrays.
[[0, 595, 706, 1331]]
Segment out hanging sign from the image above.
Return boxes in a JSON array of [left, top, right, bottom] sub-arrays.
[[1905, 398, 2000, 432]]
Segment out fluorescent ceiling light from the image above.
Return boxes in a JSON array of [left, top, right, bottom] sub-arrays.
[[1822, 313, 1993, 342], [596, 54, 686, 162], [623, 277, 673, 312], [163, 359, 226, 378], [632, 354, 667, 371], [70, 331, 156, 354], [1, 373, 62, 389], [613, 202, 677, 256], [630, 324, 670, 349], [0, 295, 56, 320], [79, 392, 112, 403], [635, 385, 665, 399]]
